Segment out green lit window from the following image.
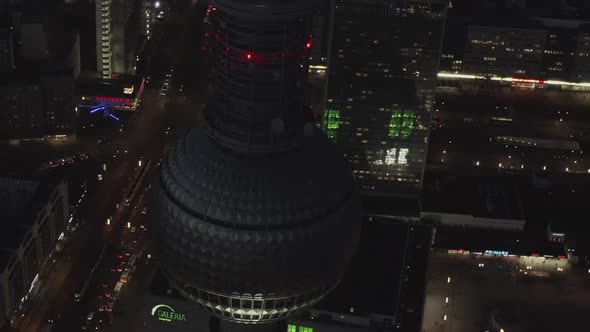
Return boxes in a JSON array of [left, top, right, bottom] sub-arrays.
[[388, 109, 415, 138], [324, 109, 341, 140], [299, 327, 313, 332], [288, 325, 297, 332]]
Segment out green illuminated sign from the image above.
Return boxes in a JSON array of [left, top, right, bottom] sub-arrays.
[[388, 109, 415, 138], [288, 325, 313, 332], [324, 109, 341, 140], [151, 304, 187, 322]]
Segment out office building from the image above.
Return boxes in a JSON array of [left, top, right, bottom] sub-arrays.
[[149, 0, 362, 328], [0, 178, 69, 329], [324, 0, 447, 197], [96, 0, 142, 78], [463, 25, 546, 77], [0, 74, 44, 138]]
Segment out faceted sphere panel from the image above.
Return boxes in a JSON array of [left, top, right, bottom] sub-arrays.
[[149, 126, 362, 321]]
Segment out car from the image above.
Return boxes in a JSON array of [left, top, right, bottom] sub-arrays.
[[102, 282, 108, 288], [98, 305, 104, 312], [105, 292, 111, 298], [105, 305, 113, 312], [141, 207, 147, 214], [97, 294, 103, 300], [131, 226, 137, 233], [81, 325, 88, 330], [116, 253, 124, 259], [87, 312, 95, 321]]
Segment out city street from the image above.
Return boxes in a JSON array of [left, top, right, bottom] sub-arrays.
[[8, 0, 210, 331]]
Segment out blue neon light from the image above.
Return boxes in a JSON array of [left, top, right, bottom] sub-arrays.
[[109, 114, 121, 121], [485, 250, 509, 256], [90, 107, 105, 114]]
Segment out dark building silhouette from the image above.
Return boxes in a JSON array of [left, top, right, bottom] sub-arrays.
[[149, 0, 362, 329], [324, 0, 447, 198]]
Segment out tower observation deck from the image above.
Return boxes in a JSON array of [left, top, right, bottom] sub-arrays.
[[149, 0, 362, 326]]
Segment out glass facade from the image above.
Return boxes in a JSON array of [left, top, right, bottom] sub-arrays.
[[325, 0, 447, 196]]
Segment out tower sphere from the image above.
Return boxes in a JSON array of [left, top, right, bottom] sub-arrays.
[[149, 0, 362, 324]]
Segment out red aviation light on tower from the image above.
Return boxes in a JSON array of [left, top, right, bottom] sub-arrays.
[[306, 34, 313, 49], [246, 53, 252, 60]]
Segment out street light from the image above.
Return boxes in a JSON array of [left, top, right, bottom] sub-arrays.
[[127, 222, 131, 229], [106, 218, 111, 226], [447, 277, 451, 284]]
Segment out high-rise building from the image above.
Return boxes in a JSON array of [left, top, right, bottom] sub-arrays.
[[96, 0, 141, 78], [0, 178, 69, 328], [149, 0, 362, 330], [324, 0, 447, 197]]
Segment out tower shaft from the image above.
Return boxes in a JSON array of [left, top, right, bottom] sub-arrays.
[[207, 0, 316, 154]]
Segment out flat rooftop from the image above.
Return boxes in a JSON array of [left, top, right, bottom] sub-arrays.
[[361, 195, 421, 219], [76, 75, 143, 99], [422, 251, 590, 332], [422, 171, 524, 220], [315, 219, 406, 318]]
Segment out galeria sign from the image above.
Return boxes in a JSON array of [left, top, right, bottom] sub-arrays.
[[151, 304, 187, 322]]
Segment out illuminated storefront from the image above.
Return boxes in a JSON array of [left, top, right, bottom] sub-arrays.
[[77, 77, 144, 112]]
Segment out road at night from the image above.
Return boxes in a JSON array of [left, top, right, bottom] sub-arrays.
[[11, 0, 209, 331]]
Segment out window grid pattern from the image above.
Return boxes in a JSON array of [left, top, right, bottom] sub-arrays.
[[163, 270, 332, 324]]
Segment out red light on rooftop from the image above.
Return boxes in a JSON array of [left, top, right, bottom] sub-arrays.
[[247, 53, 252, 60], [306, 42, 312, 49]]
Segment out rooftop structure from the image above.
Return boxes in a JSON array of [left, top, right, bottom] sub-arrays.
[[421, 172, 525, 231]]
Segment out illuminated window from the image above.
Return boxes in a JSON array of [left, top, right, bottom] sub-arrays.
[[288, 325, 297, 332], [388, 109, 415, 138], [397, 148, 409, 165], [385, 148, 397, 165], [299, 327, 313, 332], [324, 109, 340, 140]]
